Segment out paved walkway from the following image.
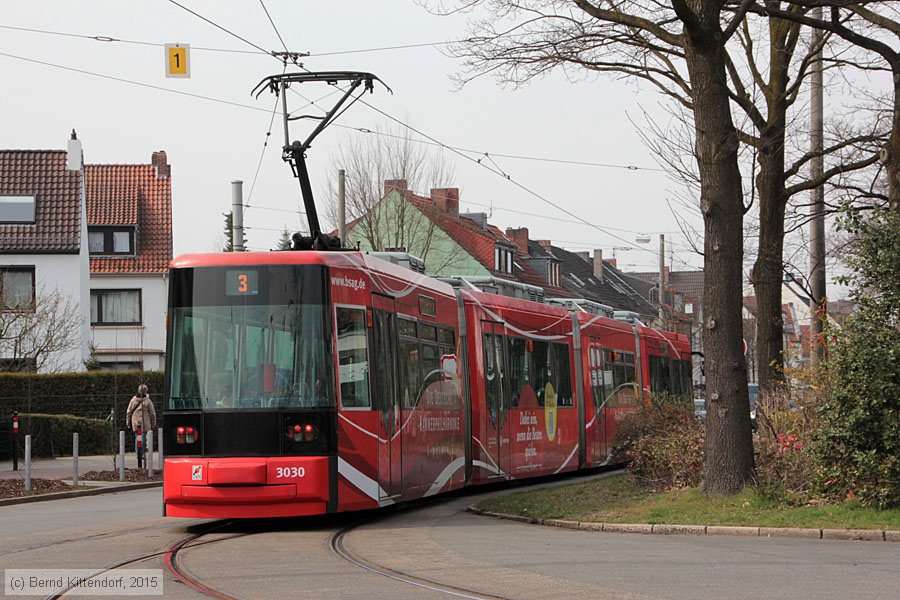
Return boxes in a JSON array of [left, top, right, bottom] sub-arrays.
[[0, 453, 160, 480]]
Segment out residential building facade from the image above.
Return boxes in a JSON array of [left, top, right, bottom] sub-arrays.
[[0, 133, 172, 373]]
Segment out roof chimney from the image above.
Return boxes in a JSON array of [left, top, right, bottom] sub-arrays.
[[505, 227, 529, 256], [384, 179, 407, 196], [151, 150, 170, 178], [593, 249, 604, 282], [605, 258, 617, 269], [66, 129, 82, 171], [537, 239, 552, 249], [575, 251, 590, 263], [430, 188, 459, 216]]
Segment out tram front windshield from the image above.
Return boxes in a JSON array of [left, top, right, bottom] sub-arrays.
[[168, 265, 334, 410]]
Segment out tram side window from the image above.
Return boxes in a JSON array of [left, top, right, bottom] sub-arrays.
[[483, 334, 507, 415], [421, 343, 441, 386], [610, 351, 637, 407], [336, 307, 370, 408], [530, 340, 549, 407], [650, 356, 671, 395], [372, 310, 397, 413], [550, 342, 573, 407], [507, 337, 528, 408], [399, 321, 421, 408]]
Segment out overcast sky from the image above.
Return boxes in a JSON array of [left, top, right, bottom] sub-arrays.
[[3, 1, 874, 283]]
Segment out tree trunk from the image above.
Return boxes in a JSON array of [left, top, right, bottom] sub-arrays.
[[752, 129, 788, 394], [681, 2, 755, 496]]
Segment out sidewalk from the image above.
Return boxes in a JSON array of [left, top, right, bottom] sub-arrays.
[[0, 453, 160, 481]]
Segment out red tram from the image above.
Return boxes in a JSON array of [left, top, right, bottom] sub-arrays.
[[162, 250, 691, 518]]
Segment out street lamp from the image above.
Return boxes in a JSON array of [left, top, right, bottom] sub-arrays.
[[637, 233, 666, 328]]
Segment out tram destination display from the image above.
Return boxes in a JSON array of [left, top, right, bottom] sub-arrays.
[[225, 269, 259, 296]]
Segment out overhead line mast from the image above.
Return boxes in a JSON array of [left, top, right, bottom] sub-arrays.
[[252, 71, 390, 251]]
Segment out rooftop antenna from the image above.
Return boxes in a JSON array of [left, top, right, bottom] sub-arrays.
[[252, 71, 391, 250]]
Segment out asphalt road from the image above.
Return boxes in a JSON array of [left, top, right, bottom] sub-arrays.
[[1, 482, 898, 599]]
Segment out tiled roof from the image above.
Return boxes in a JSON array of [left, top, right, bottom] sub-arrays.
[[407, 194, 500, 273], [633, 270, 705, 305], [86, 161, 172, 273], [533, 241, 657, 316], [0, 150, 82, 253]]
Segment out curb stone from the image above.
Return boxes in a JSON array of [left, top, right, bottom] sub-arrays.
[[0, 481, 162, 507], [760, 527, 821, 539], [467, 506, 896, 543], [822, 529, 884, 541]]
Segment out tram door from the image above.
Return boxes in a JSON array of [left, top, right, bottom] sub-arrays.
[[372, 294, 401, 498], [587, 339, 609, 461], [482, 322, 510, 477]]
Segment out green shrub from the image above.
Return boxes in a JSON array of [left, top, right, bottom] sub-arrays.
[[17, 413, 114, 458], [613, 394, 704, 491], [812, 206, 900, 509]]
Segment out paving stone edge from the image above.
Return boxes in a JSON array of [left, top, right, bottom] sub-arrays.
[[0, 481, 162, 507], [467, 506, 897, 542]]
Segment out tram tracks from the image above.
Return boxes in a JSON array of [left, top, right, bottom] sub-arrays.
[[329, 517, 508, 600], [44, 520, 243, 600], [46, 508, 509, 599]]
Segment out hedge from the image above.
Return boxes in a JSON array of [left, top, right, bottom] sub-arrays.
[[0, 370, 164, 420], [0, 371, 164, 459], [15, 413, 115, 458]]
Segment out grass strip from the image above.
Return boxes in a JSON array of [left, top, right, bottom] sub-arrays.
[[477, 474, 900, 530]]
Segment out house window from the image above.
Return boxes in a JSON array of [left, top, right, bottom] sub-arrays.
[[0, 357, 36, 372], [0, 266, 35, 310], [98, 361, 142, 372], [548, 261, 560, 287], [90, 289, 141, 325], [0, 196, 36, 223], [494, 246, 513, 274], [88, 226, 135, 255]]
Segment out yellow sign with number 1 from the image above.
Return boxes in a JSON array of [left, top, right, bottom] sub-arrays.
[[165, 44, 190, 78]]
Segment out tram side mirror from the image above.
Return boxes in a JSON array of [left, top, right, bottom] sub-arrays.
[[263, 363, 276, 393]]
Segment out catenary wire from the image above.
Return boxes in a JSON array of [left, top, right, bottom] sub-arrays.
[[0, 23, 268, 55], [166, 0, 272, 55], [258, 0, 290, 55], [0, 48, 681, 254], [3, 6, 682, 254], [0, 50, 272, 112]]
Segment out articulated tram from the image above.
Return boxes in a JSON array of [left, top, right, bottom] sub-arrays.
[[162, 250, 691, 518]]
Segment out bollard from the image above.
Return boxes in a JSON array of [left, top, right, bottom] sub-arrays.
[[24, 434, 31, 492], [157, 427, 164, 472], [11, 411, 18, 471], [119, 430, 126, 481], [136, 425, 143, 469], [146, 429, 154, 479], [72, 432, 79, 487]]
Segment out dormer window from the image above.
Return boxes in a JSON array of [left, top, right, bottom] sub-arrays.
[[494, 246, 513, 274], [88, 226, 135, 255], [0, 196, 36, 224], [548, 261, 560, 287]]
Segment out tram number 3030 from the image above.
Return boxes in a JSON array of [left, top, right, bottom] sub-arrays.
[[275, 466, 306, 478]]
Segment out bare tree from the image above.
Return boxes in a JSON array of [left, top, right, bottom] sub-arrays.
[[0, 286, 82, 373], [750, 2, 900, 211], [432, 0, 755, 495], [634, 5, 884, 391], [325, 124, 471, 274]]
